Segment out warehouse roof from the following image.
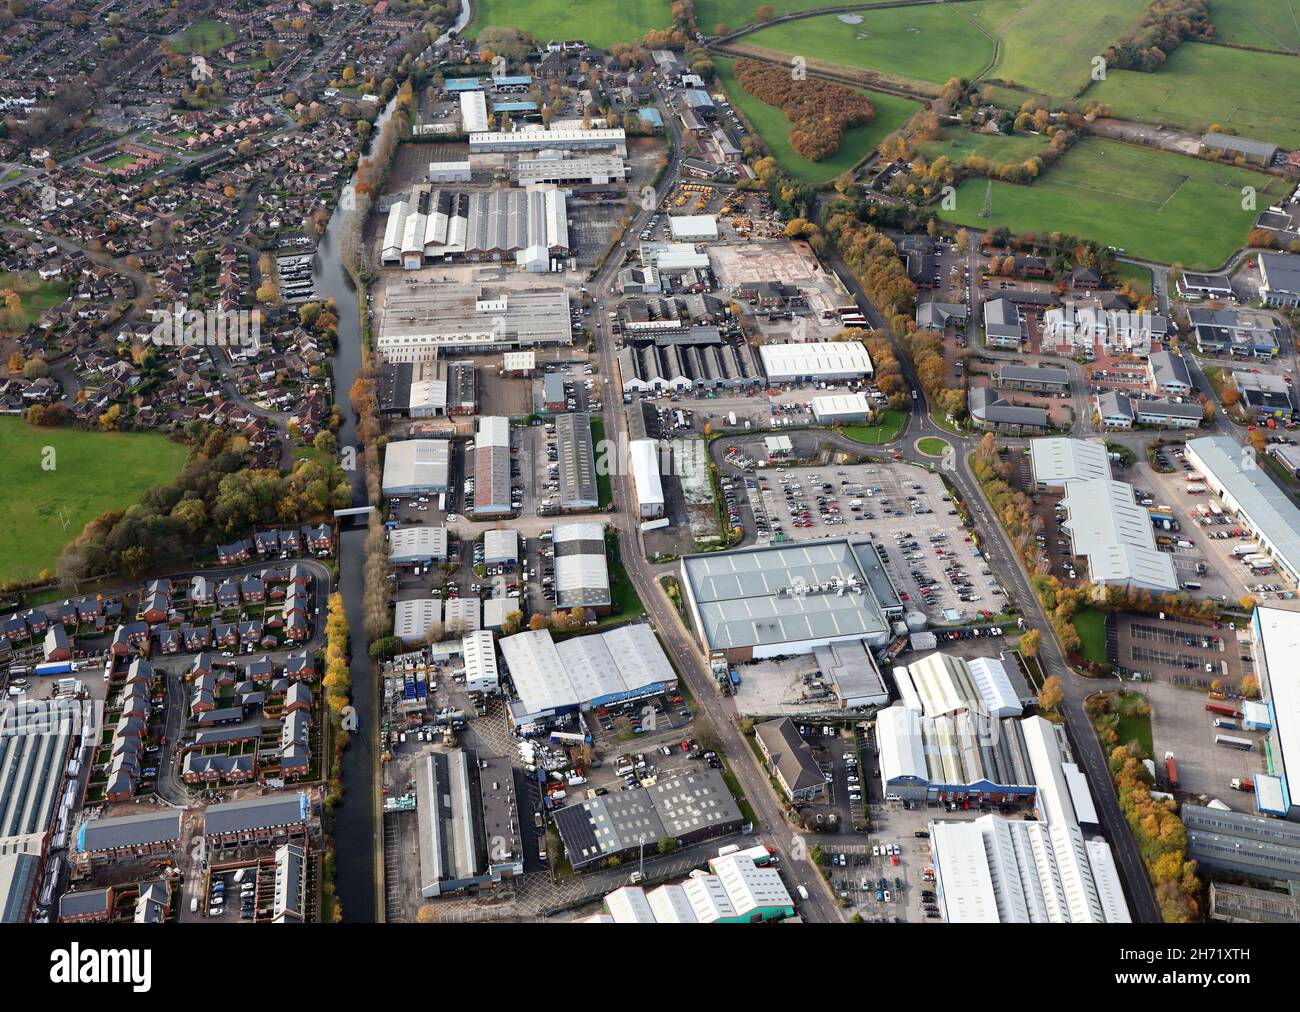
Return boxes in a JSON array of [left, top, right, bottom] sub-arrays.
[[389, 525, 448, 563], [552, 521, 610, 608], [1058, 478, 1178, 590], [1254, 606, 1300, 806], [629, 439, 664, 511], [680, 539, 892, 653], [1187, 435, 1300, 582], [556, 412, 599, 509], [382, 439, 450, 493], [1029, 436, 1111, 484], [759, 341, 873, 381], [500, 624, 675, 720]]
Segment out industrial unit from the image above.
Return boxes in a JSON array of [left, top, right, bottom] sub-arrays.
[[377, 285, 573, 361], [629, 438, 665, 518], [498, 624, 676, 729], [591, 851, 793, 923], [551, 520, 611, 610], [759, 341, 874, 385], [381, 439, 451, 496], [473, 416, 512, 516], [555, 412, 599, 511]]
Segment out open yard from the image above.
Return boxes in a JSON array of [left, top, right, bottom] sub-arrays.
[[0, 418, 189, 583], [737, 5, 997, 85], [166, 20, 237, 54], [916, 125, 1051, 167], [715, 57, 920, 183], [940, 137, 1289, 267], [466, 0, 669, 49], [0, 272, 67, 335], [982, 0, 1148, 97], [1203, 0, 1300, 52], [1084, 42, 1300, 150]]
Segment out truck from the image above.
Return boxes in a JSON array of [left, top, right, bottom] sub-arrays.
[[729, 670, 740, 689], [1208, 501, 1223, 517], [1215, 734, 1254, 751], [1231, 777, 1255, 793], [1186, 471, 1204, 482], [1164, 751, 1178, 790], [1185, 483, 1207, 494], [1205, 701, 1244, 719], [33, 661, 74, 677]]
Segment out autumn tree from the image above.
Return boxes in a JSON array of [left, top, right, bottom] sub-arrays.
[[1038, 675, 1063, 714]]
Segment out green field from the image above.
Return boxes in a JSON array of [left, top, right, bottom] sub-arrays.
[[940, 137, 1288, 267], [715, 57, 920, 183], [1074, 606, 1109, 665], [739, 6, 997, 85], [1112, 261, 1153, 296], [467, 0, 669, 50], [0, 418, 189, 583], [696, 0, 842, 33], [1205, 0, 1300, 52], [0, 272, 68, 334], [917, 126, 1051, 167], [917, 437, 951, 456], [983, 0, 1148, 97], [167, 20, 236, 54], [1085, 42, 1300, 149]]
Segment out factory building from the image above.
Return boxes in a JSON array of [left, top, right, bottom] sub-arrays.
[[551, 521, 611, 611], [377, 284, 572, 362], [629, 438, 665, 519], [513, 153, 627, 187], [469, 127, 627, 157], [555, 412, 599, 511], [388, 526, 449, 566], [381, 439, 450, 496], [473, 416, 512, 517], [759, 342, 873, 385], [592, 851, 793, 923]]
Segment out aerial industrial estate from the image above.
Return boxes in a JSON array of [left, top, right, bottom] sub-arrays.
[[2, 0, 1300, 945]]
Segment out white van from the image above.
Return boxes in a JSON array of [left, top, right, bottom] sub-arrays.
[[233, 869, 246, 884], [190, 896, 199, 914]]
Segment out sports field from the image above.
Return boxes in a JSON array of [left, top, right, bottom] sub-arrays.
[[738, 6, 997, 84], [916, 126, 1050, 167], [0, 418, 189, 583], [1086, 42, 1300, 150], [939, 138, 1288, 268], [466, 0, 669, 49], [1204, 0, 1300, 52], [982, 0, 1148, 97], [715, 57, 921, 183]]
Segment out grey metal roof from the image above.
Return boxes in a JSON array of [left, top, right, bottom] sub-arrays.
[[681, 539, 891, 652], [999, 363, 1069, 386], [1200, 132, 1278, 159], [556, 412, 599, 509]]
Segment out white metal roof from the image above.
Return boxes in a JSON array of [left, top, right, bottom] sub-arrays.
[[876, 704, 926, 784], [1058, 478, 1178, 591], [459, 91, 488, 132], [668, 214, 718, 240], [382, 439, 450, 493], [1029, 437, 1111, 485], [811, 392, 871, 420], [1256, 606, 1300, 798], [759, 341, 873, 382], [388, 525, 448, 563], [1020, 715, 1077, 828], [629, 439, 664, 511]]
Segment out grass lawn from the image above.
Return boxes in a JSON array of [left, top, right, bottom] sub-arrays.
[[940, 137, 1289, 267], [739, 6, 996, 85], [1073, 606, 1108, 665], [466, 0, 669, 50], [917, 126, 1050, 167], [603, 532, 646, 624], [0, 272, 68, 335], [840, 409, 905, 444], [1203, 0, 1300, 52], [0, 418, 189, 583], [917, 437, 950, 456], [1085, 43, 1300, 149], [1112, 261, 1153, 297], [590, 416, 613, 507], [983, 0, 1148, 97], [715, 57, 920, 184], [696, 0, 841, 32], [167, 20, 236, 54]]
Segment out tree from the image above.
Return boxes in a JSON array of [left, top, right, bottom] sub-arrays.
[[657, 836, 676, 855], [22, 357, 49, 380], [1039, 675, 1064, 714], [755, 4, 774, 20], [1019, 628, 1041, 658], [528, 613, 549, 631]]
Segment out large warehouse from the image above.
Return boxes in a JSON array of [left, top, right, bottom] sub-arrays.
[[552, 521, 611, 610], [926, 715, 1130, 922], [469, 126, 627, 157], [759, 342, 873, 385], [380, 187, 569, 271], [555, 412, 599, 511], [630, 438, 665, 519], [514, 154, 627, 186], [378, 284, 572, 362], [1186, 435, 1300, 585], [381, 439, 450, 496], [1252, 606, 1299, 820], [811, 392, 872, 424], [679, 538, 901, 662], [876, 705, 1035, 804], [473, 416, 512, 516], [593, 851, 794, 923], [1029, 437, 1177, 592], [499, 624, 676, 728]]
